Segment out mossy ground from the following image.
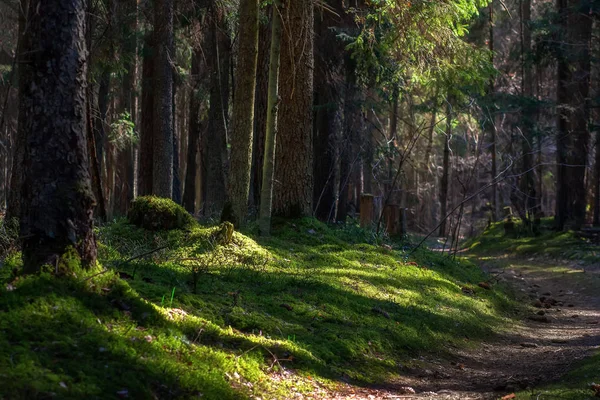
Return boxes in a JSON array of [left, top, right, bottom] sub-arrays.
[[465, 218, 599, 263], [1, 218, 521, 399]]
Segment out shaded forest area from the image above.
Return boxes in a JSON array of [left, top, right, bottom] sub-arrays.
[[0, 0, 598, 270]]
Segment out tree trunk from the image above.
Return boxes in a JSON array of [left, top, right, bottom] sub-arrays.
[[272, 0, 314, 218], [183, 51, 202, 213], [250, 16, 271, 210], [555, 0, 593, 230], [152, 0, 174, 198], [439, 100, 452, 237], [488, 1, 498, 222], [520, 0, 537, 222], [5, 0, 28, 224], [204, 2, 230, 217], [139, 32, 155, 196], [259, 0, 283, 236], [20, 0, 97, 272], [226, 0, 259, 227]]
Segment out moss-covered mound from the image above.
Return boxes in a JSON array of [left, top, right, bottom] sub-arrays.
[[127, 196, 195, 231]]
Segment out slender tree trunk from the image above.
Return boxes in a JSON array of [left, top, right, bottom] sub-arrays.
[[488, 1, 498, 222], [20, 0, 97, 271], [139, 33, 155, 196], [520, 0, 536, 222], [226, 0, 259, 226], [204, 2, 231, 216], [183, 52, 202, 213], [439, 100, 452, 237], [250, 16, 271, 210], [272, 0, 314, 218], [152, 0, 174, 198], [259, 0, 283, 236]]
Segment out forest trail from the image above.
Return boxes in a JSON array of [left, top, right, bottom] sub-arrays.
[[314, 254, 600, 400]]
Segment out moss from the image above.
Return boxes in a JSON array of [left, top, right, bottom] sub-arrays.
[[128, 196, 196, 231]]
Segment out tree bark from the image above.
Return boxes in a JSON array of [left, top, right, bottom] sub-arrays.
[[439, 100, 452, 237], [5, 0, 28, 224], [555, 0, 592, 230], [139, 32, 155, 196], [259, 0, 283, 236], [152, 0, 174, 198], [204, 2, 231, 217], [226, 0, 259, 227], [488, 1, 498, 222], [20, 0, 97, 272], [272, 0, 314, 218], [183, 51, 202, 213]]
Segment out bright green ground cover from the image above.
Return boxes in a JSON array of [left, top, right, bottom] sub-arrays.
[[0, 217, 520, 399]]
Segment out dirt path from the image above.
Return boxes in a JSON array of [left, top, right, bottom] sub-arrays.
[[311, 255, 600, 399]]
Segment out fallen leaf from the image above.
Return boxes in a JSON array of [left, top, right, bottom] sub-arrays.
[[501, 394, 516, 400]]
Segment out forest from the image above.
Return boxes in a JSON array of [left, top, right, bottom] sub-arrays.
[[0, 0, 599, 399]]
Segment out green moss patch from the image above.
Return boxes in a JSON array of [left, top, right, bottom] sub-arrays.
[[128, 196, 196, 231]]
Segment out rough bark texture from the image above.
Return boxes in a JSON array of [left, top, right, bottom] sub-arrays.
[[139, 33, 155, 196], [20, 0, 97, 271], [488, 1, 498, 222], [204, 2, 231, 217], [555, 0, 592, 230], [226, 0, 259, 227], [273, 0, 314, 218], [152, 0, 174, 199]]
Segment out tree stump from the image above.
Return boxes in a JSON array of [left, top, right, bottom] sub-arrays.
[[384, 204, 400, 236], [360, 194, 374, 228]]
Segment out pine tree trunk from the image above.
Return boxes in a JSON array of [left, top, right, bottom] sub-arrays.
[[555, 0, 592, 230], [20, 0, 97, 272], [204, 2, 230, 217], [183, 52, 202, 213], [488, 1, 498, 222], [152, 0, 174, 199], [520, 0, 537, 222], [5, 0, 28, 224], [272, 0, 314, 218], [139, 33, 155, 196], [439, 100, 452, 237], [259, 0, 283, 236], [226, 0, 259, 226]]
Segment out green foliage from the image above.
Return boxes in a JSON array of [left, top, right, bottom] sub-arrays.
[[109, 112, 137, 150], [127, 196, 196, 231]]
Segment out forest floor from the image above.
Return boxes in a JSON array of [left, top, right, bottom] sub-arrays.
[[1, 215, 599, 399]]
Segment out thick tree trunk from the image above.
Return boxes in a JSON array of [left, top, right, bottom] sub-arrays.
[[20, 0, 96, 272], [555, 0, 592, 230], [226, 0, 259, 227], [139, 33, 155, 196], [259, 0, 283, 236], [204, 2, 231, 217], [152, 0, 174, 198], [272, 0, 314, 218]]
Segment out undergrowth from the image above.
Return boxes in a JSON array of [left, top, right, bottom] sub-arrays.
[[0, 217, 521, 399]]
